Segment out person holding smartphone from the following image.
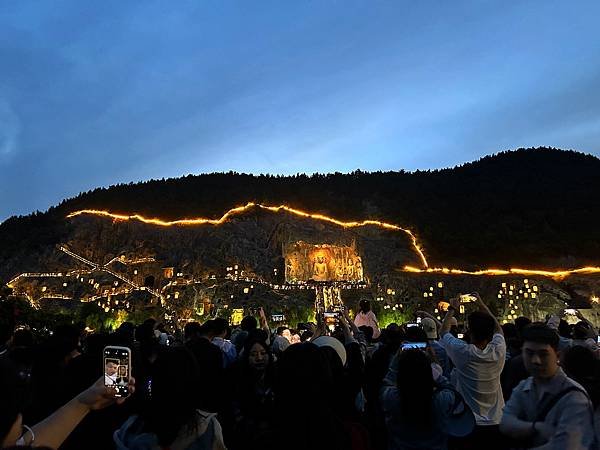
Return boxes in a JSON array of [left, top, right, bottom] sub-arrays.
[[381, 347, 474, 450], [1, 361, 134, 449], [439, 293, 506, 450]]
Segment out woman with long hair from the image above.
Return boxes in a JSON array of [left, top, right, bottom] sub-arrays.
[[253, 343, 353, 450], [114, 346, 226, 450], [229, 338, 275, 448], [354, 300, 380, 339], [381, 349, 473, 450]]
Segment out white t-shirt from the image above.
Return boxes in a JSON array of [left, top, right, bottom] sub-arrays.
[[354, 311, 381, 339], [440, 332, 506, 425]]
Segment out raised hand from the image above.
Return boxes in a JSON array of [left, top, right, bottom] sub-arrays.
[[449, 297, 461, 310], [77, 376, 136, 410]]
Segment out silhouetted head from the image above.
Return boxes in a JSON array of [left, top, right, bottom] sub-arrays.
[[183, 322, 202, 341], [145, 346, 202, 447], [573, 321, 595, 340], [562, 345, 596, 381], [467, 311, 495, 344], [211, 318, 229, 338], [274, 343, 333, 409], [396, 349, 434, 429], [240, 316, 258, 332], [514, 316, 531, 335], [359, 299, 371, 313]]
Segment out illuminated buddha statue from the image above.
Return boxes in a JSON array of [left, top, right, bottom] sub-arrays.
[[312, 255, 329, 281], [346, 257, 355, 279], [355, 257, 363, 280]]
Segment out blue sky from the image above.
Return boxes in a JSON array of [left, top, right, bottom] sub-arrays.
[[1, 1, 600, 220]]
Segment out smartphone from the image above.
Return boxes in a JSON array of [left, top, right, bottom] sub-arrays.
[[460, 294, 476, 303], [103, 346, 131, 397], [271, 314, 285, 322], [564, 309, 577, 315], [457, 333, 465, 339], [401, 342, 427, 350], [323, 312, 339, 329], [406, 323, 419, 328]]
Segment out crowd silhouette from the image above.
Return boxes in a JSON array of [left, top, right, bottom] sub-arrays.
[[1, 295, 599, 449]]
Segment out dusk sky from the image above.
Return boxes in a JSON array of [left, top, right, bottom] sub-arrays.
[[1, 1, 600, 221]]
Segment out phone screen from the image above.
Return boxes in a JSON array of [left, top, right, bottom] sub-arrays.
[[406, 323, 419, 328], [323, 312, 339, 330], [104, 346, 131, 397], [457, 333, 465, 339], [460, 294, 475, 303], [401, 342, 427, 350]]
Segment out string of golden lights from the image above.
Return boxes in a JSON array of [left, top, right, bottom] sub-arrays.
[[403, 265, 600, 280], [67, 203, 600, 279], [67, 202, 429, 266]]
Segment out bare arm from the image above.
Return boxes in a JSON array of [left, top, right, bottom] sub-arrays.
[[342, 308, 361, 336], [440, 297, 460, 336], [258, 307, 271, 345], [26, 377, 134, 449]]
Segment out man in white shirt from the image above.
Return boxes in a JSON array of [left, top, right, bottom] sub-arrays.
[[439, 292, 506, 449]]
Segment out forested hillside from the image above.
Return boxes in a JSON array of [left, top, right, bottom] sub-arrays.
[[2, 147, 599, 274]]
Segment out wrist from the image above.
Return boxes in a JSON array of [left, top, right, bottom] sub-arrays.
[[74, 393, 94, 413]]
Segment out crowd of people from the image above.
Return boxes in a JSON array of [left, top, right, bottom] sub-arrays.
[[1, 294, 599, 450]]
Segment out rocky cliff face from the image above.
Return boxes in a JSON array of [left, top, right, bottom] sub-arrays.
[[7, 206, 422, 287]]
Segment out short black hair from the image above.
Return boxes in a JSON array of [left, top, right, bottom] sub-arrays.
[[240, 316, 258, 331], [211, 318, 228, 336], [521, 323, 559, 349], [467, 311, 495, 343], [183, 322, 202, 340]]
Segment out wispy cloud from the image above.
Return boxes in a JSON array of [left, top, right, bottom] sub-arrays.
[[0, 99, 20, 160]]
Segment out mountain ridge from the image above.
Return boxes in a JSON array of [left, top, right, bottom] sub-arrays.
[[1, 147, 599, 282]]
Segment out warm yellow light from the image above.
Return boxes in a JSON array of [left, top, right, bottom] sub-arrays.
[[403, 265, 600, 279], [68, 203, 429, 267]]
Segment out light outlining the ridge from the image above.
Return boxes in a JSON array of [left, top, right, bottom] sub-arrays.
[[403, 265, 600, 279], [66, 204, 600, 279], [67, 202, 429, 267]]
